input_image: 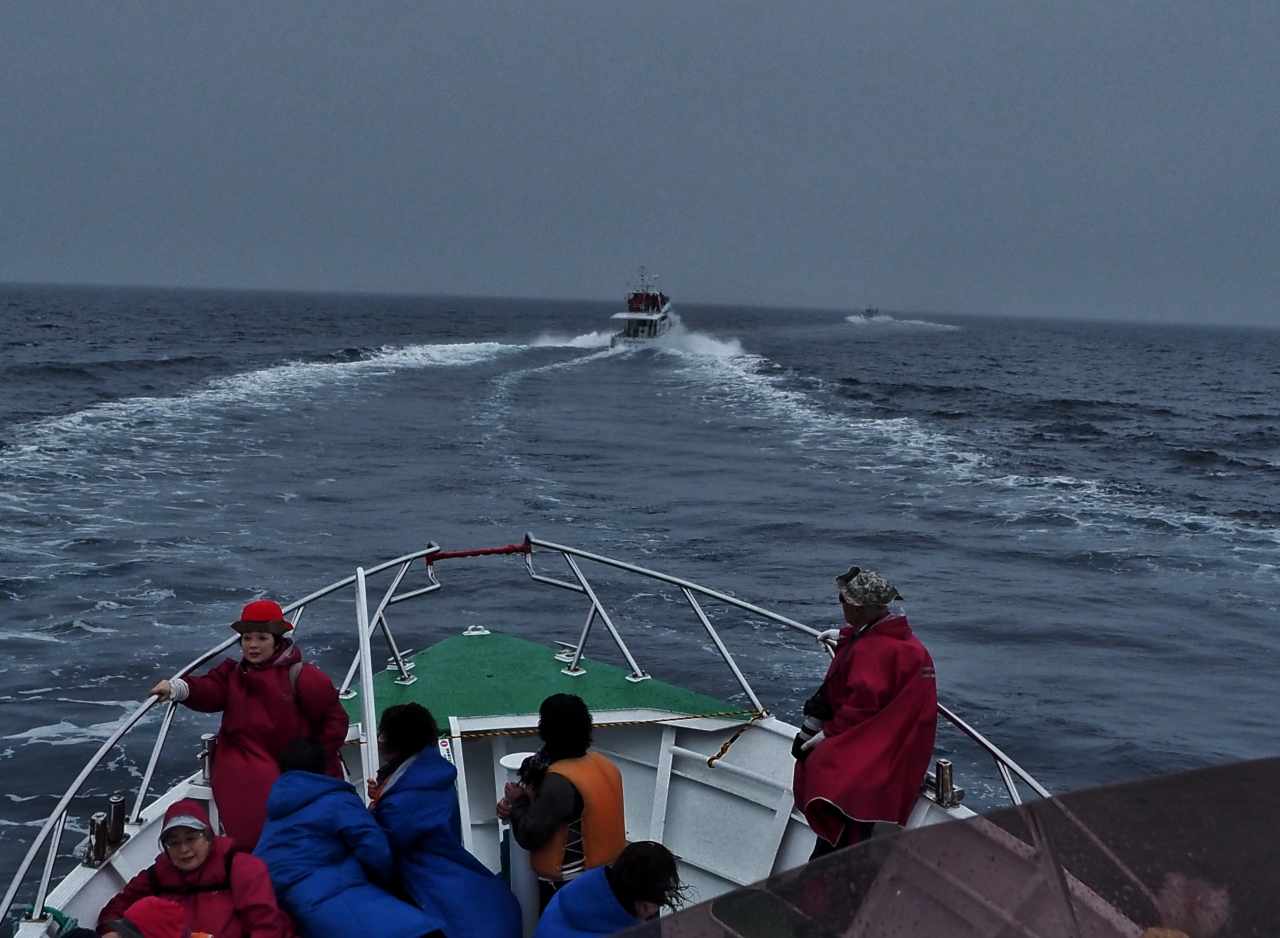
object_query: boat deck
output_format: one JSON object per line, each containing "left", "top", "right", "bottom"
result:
{"left": 341, "top": 632, "right": 746, "bottom": 727}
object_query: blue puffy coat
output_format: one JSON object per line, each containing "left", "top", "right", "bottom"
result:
{"left": 534, "top": 867, "right": 638, "bottom": 938}
{"left": 374, "top": 750, "right": 521, "bottom": 938}
{"left": 254, "top": 770, "right": 437, "bottom": 938}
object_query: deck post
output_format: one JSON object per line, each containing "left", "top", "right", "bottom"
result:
{"left": 355, "top": 567, "right": 381, "bottom": 802}
{"left": 339, "top": 561, "right": 416, "bottom": 696}
{"left": 681, "top": 588, "right": 765, "bottom": 714}
{"left": 499, "top": 752, "right": 540, "bottom": 938}
{"left": 562, "top": 555, "right": 648, "bottom": 682}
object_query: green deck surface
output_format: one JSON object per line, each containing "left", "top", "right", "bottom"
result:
{"left": 342, "top": 632, "right": 742, "bottom": 728}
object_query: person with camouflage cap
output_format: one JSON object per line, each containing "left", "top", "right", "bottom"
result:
{"left": 792, "top": 566, "right": 937, "bottom": 859}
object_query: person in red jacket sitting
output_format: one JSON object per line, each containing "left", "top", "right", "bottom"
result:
{"left": 792, "top": 566, "right": 937, "bottom": 859}
{"left": 150, "top": 599, "right": 350, "bottom": 848}
{"left": 96, "top": 800, "right": 292, "bottom": 938}
{"left": 99, "top": 898, "right": 186, "bottom": 938}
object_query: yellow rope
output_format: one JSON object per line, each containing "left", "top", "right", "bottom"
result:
{"left": 706, "top": 710, "right": 767, "bottom": 767}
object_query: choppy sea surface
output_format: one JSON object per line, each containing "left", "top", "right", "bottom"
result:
{"left": 1, "top": 284, "right": 1277, "bottom": 897}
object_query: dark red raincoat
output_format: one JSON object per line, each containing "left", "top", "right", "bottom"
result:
{"left": 182, "top": 641, "right": 348, "bottom": 848}
{"left": 793, "top": 614, "right": 937, "bottom": 846}
{"left": 97, "top": 800, "right": 292, "bottom": 938}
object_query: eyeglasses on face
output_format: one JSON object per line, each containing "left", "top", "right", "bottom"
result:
{"left": 162, "top": 831, "right": 207, "bottom": 849}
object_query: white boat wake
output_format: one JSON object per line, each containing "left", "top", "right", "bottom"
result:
{"left": 637, "top": 314, "right": 745, "bottom": 358}
{"left": 845, "top": 313, "right": 960, "bottom": 331}
{"left": 530, "top": 330, "right": 613, "bottom": 349}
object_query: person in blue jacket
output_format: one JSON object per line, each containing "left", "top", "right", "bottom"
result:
{"left": 534, "top": 841, "right": 686, "bottom": 938}
{"left": 371, "top": 703, "right": 521, "bottom": 938}
{"left": 254, "top": 738, "right": 441, "bottom": 938}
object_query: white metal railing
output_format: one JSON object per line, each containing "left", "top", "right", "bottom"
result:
{"left": 1, "top": 543, "right": 441, "bottom": 927}
{"left": 521, "top": 535, "right": 1053, "bottom": 807}
{"left": 2, "top": 532, "right": 1054, "bottom": 928}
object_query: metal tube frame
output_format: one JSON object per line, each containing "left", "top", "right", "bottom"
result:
{"left": 936, "top": 703, "right": 1052, "bottom": 800}
{"left": 338, "top": 560, "right": 416, "bottom": 696}
{"left": 523, "top": 536, "right": 1060, "bottom": 806}
{"left": 527, "top": 535, "right": 823, "bottom": 638}
{"left": 523, "top": 550, "right": 585, "bottom": 594}
{"left": 559, "top": 554, "right": 648, "bottom": 681}
{"left": 560, "top": 605, "right": 597, "bottom": 671}
{"left": 681, "top": 588, "right": 765, "bottom": 714}
{"left": 5, "top": 533, "right": 1067, "bottom": 925}
{"left": 29, "top": 812, "right": 66, "bottom": 922}
{"left": 6, "top": 698, "right": 158, "bottom": 923}
{"left": 129, "top": 701, "right": 178, "bottom": 824}
{"left": 3, "top": 544, "right": 441, "bottom": 925}
{"left": 354, "top": 567, "right": 381, "bottom": 802}
{"left": 997, "top": 761, "right": 1024, "bottom": 807}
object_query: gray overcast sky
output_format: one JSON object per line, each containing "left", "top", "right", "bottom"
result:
{"left": 2, "top": 2, "right": 1277, "bottom": 323}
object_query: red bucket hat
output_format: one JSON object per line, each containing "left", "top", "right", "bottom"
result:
{"left": 123, "top": 897, "right": 187, "bottom": 938}
{"left": 231, "top": 599, "right": 293, "bottom": 636}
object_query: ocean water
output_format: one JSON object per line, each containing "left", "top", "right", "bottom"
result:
{"left": 1, "top": 284, "right": 1277, "bottom": 895}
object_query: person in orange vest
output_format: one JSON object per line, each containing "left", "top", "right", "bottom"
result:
{"left": 496, "top": 694, "right": 626, "bottom": 908}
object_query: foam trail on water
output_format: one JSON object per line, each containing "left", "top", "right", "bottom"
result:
{"left": 983, "top": 473, "right": 1280, "bottom": 550}
{"left": 845, "top": 313, "right": 960, "bottom": 331}
{"left": 530, "top": 331, "right": 613, "bottom": 349}
{"left": 635, "top": 313, "right": 745, "bottom": 358}
{"left": 2, "top": 342, "right": 524, "bottom": 468}
{"left": 0, "top": 632, "right": 66, "bottom": 645}
{"left": 0, "top": 341, "right": 532, "bottom": 588}
{"left": 655, "top": 322, "right": 987, "bottom": 476}
{"left": 3, "top": 713, "right": 138, "bottom": 747}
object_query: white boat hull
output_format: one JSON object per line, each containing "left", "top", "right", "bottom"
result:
{"left": 19, "top": 714, "right": 965, "bottom": 937}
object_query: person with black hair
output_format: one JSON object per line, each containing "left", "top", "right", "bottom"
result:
{"left": 533, "top": 841, "right": 686, "bottom": 938}
{"left": 371, "top": 704, "right": 521, "bottom": 938}
{"left": 254, "top": 739, "right": 440, "bottom": 938}
{"left": 496, "top": 694, "right": 626, "bottom": 904}
{"left": 368, "top": 701, "right": 439, "bottom": 802}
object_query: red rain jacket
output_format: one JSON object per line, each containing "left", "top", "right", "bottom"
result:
{"left": 793, "top": 614, "right": 937, "bottom": 845}
{"left": 97, "top": 800, "right": 292, "bottom": 938}
{"left": 182, "top": 641, "right": 348, "bottom": 848}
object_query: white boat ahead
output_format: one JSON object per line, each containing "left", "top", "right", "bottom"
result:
{"left": 610, "top": 267, "right": 673, "bottom": 346}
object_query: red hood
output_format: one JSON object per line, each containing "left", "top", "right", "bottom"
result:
{"left": 162, "top": 798, "right": 212, "bottom": 831}
{"left": 123, "top": 897, "right": 186, "bottom": 938}
{"left": 154, "top": 799, "right": 238, "bottom": 885}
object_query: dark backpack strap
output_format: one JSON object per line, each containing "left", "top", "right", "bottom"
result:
{"left": 224, "top": 845, "right": 242, "bottom": 884}
{"left": 288, "top": 661, "right": 317, "bottom": 735}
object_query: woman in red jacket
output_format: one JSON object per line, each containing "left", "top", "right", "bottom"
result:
{"left": 96, "top": 799, "right": 292, "bottom": 938}
{"left": 792, "top": 567, "right": 937, "bottom": 858}
{"left": 151, "top": 599, "right": 349, "bottom": 848}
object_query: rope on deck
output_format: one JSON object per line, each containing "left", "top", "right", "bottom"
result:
{"left": 705, "top": 710, "right": 767, "bottom": 768}
{"left": 426, "top": 542, "right": 531, "bottom": 564}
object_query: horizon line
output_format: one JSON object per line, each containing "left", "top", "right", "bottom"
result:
{"left": 0, "top": 277, "right": 1274, "bottom": 330}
